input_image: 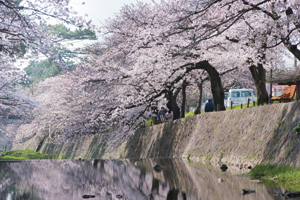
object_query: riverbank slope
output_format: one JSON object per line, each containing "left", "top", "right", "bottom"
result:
{"left": 12, "top": 102, "right": 300, "bottom": 167}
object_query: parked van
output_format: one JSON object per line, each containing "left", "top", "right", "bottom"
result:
{"left": 225, "top": 89, "right": 257, "bottom": 108}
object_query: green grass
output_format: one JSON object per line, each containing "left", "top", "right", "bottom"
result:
{"left": 187, "top": 150, "right": 192, "bottom": 160}
{"left": 205, "top": 153, "right": 212, "bottom": 161}
{"left": 0, "top": 149, "right": 53, "bottom": 160}
{"left": 249, "top": 164, "right": 300, "bottom": 190}
{"left": 145, "top": 111, "right": 201, "bottom": 127}
{"left": 226, "top": 100, "right": 257, "bottom": 110}
{"left": 294, "top": 123, "right": 300, "bottom": 134}
{"left": 250, "top": 164, "right": 295, "bottom": 179}
{"left": 185, "top": 111, "right": 205, "bottom": 118}
{"left": 277, "top": 120, "right": 284, "bottom": 126}
{"left": 145, "top": 119, "right": 153, "bottom": 127}
{"left": 185, "top": 112, "right": 194, "bottom": 118}
{"left": 226, "top": 100, "right": 283, "bottom": 110}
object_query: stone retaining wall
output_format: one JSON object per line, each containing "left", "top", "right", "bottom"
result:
{"left": 13, "top": 102, "right": 300, "bottom": 167}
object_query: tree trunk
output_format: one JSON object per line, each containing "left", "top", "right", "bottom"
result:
{"left": 180, "top": 80, "right": 187, "bottom": 118}
{"left": 151, "top": 116, "right": 159, "bottom": 125}
{"left": 195, "top": 61, "right": 225, "bottom": 111}
{"left": 282, "top": 40, "right": 300, "bottom": 61}
{"left": 166, "top": 88, "right": 181, "bottom": 120}
{"left": 249, "top": 64, "right": 269, "bottom": 105}
{"left": 194, "top": 82, "right": 203, "bottom": 115}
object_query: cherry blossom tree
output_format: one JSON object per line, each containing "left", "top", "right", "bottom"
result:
{"left": 96, "top": 1, "right": 261, "bottom": 113}
{"left": 0, "top": 0, "right": 92, "bottom": 77}
{"left": 0, "top": 58, "right": 35, "bottom": 137}
{"left": 93, "top": 0, "right": 294, "bottom": 122}
{"left": 0, "top": 0, "right": 93, "bottom": 140}
{"left": 11, "top": 0, "right": 298, "bottom": 143}
{"left": 44, "top": 0, "right": 289, "bottom": 137}
{"left": 155, "top": 0, "right": 299, "bottom": 104}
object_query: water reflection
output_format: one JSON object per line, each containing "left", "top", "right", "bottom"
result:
{"left": 0, "top": 159, "right": 287, "bottom": 200}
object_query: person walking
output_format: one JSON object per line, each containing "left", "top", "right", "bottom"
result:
{"left": 157, "top": 107, "right": 167, "bottom": 123}
{"left": 205, "top": 98, "right": 214, "bottom": 112}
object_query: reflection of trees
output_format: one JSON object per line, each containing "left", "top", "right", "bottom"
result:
{"left": 0, "top": 162, "right": 42, "bottom": 200}
{"left": 0, "top": 159, "right": 283, "bottom": 200}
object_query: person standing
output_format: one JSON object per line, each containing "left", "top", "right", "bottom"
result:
{"left": 157, "top": 107, "right": 167, "bottom": 123}
{"left": 205, "top": 98, "right": 214, "bottom": 112}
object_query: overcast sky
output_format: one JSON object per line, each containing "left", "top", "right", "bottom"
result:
{"left": 70, "top": 0, "right": 154, "bottom": 26}
{"left": 56, "top": 0, "right": 155, "bottom": 49}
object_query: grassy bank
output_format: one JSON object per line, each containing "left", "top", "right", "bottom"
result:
{"left": 0, "top": 149, "right": 53, "bottom": 160}
{"left": 249, "top": 164, "right": 300, "bottom": 191}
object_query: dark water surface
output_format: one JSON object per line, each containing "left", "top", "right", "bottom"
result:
{"left": 0, "top": 158, "right": 289, "bottom": 200}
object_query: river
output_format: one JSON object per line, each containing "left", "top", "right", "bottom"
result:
{"left": 0, "top": 158, "right": 289, "bottom": 200}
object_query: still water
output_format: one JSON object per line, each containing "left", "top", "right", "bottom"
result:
{"left": 0, "top": 158, "right": 290, "bottom": 200}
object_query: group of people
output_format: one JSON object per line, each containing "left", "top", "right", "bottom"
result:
{"left": 157, "top": 107, "right": 173, "bottom": 123}
{"left": 157, "top": 99, "right": 214, "bottom": 124}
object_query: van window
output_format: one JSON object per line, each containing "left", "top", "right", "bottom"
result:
{"left": 225, "top": 93, "right": 228, "bottom": 100}
{"left": 241, "top": 91, "right": 251, "bottom": 97}
{"left": 231, "top": 92, "right": 240, "bottom": 97}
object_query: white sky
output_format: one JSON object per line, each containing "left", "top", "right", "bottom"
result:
{"left": 70, "top": 0, "right": 154, "bottom": 26}
{"left": 61, "top": 0, "right": 155, "bottom": 50}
